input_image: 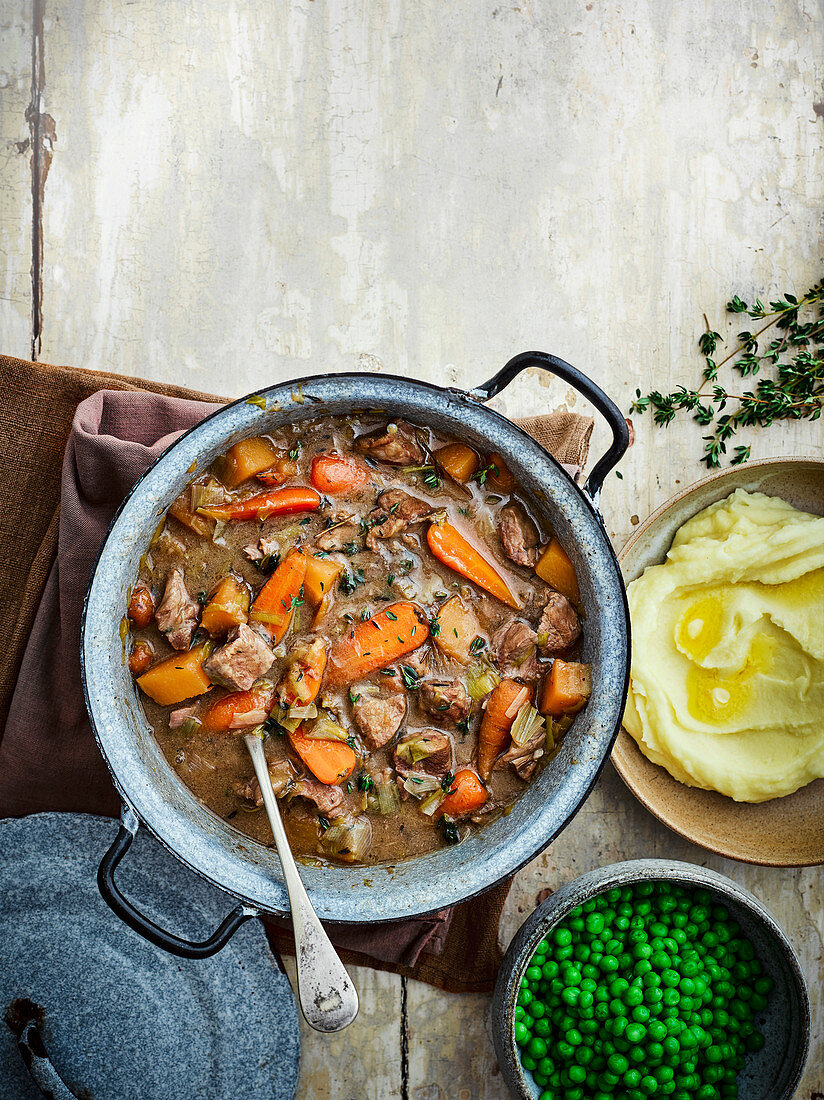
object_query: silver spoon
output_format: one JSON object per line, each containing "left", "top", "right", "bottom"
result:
{"left": 244, "top": 733, "right": 359, "bottom": 1032}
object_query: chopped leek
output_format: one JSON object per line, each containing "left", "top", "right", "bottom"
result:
{"left": 190, "top": 478, "right": 228, "bottom": 511}
{"left": 420, "top": 790, "right": 446, "bottom": 816}
{"left": 268, "top": 705, "right": 301, "bottom": 734}
{"left": 376, "top": 778, "right": 401, "bottom": 815}
{"left": 306, "top": 714, "right": 349, "bottom": 741}
{"left": 510, "top": 703, "right": 545, "bottom": 748}
{"left": 402, "top": 774, "right": 440, "bottom": 797}
{"left": 179, "top": 716, "right": 202, "bottom": 737}
{"left": 395, "top": 734, "right": 441, "bottom": 765}
{"left": 286, "top": 703, "right": 318, "bottom": 721}
{"left": 466, "top": 663, "right": 501, "bottom": 702}
{"left": 321, "top": 815, "right": 372, "bottom": 862}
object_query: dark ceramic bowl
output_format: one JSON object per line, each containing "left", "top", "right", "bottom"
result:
{"left": 490, "top": 860, "right": 810, "bottom": 1100}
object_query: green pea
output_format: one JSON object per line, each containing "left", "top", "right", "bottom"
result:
{"left": 526, "top": 966, "right": 543, "bottom": 983}
{"left": 554, "top": 927, "right": 572, "bottom": 947}
{"left": 528, "top": 1035, "right": 548, "bottom": 1058}
{"left": 514, "top": 1022, "right": 529, "bottom": 1045}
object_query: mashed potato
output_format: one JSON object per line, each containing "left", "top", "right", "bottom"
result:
{"left": 624, "top": 489, "right": 824, "bottom": 802}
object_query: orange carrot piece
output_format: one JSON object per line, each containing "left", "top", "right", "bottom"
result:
{"left": 438, "top": 769, "right": 488, "bottom": 819}
{"left": 249, "top": 551, "right": 307, "bottom": 643}
{"left": 277, "top": 638, "right": 329, "bottom": 708}
{"left": 310, "top": 453, "right": 372, "bottom": 495}
{"left": 136, "top": 644, "right": 212, "bottom": 706}
{"left": 127, "top": 585, "right": 155, "bottom": 629}
{"left": 256, "top": 456, "right": 298, "bottom": 486}
{"left": 128, "top": 640, "right": 154, "bottom": 677}
{"left": 198, "top": 486, "right": 320, "bottom": 523}
{"left": 435, "top": 442, "right": 479, "bottom": 483}
{"left": 288, "top": 728, "right": 356, "bottom": 785}
{"left": 477, "top": 678, "right": 532, "bottom": 779}
{"left": 303, "top": 554, "right": 344, "bottom": 606}
{"left": 539, "top": 660, "right": 591, "bottom": 718}
{"left": 220, "top": 436, "right": 282, "bottom": 488}
{"left": 325, "top": 602, "right": 430, "bottom": 690}
{"left": 535, "top": 538, "right": 580, "bottom": 604}
{"left": 426, "top": 522, "right": 519, "bottom": 609}
{"left": 200, "top": 684, "right": 275, "bottom": 732}
{"left": 168, "top": 489, "right": 214, "bottom": 536}
{"left": 486, "top": 452, "right": 515, "bottom": 491}
{"left": 201, "top": 574, "right": 250, "bottom": 636}
{"left": 312, "top": 593, "right": 331, "bottom": 629}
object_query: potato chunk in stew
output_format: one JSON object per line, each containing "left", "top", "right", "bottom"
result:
{"left": 127, "top": 413, "right": 589, "bottom": 864}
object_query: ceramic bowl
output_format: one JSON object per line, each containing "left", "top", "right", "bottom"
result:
{"left": 490, "top": 859, "right": 810, "bottom": 1100}
{"left": 612, "top": 456, "right": 824, "bottom": 866}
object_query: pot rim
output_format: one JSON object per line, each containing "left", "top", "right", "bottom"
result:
{"left": 81, "top": 370, "right": 630, "bottom": 923}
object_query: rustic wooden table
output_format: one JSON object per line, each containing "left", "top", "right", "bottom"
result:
{"left": 2, "top": 2, "right": 822, "bottom": 1097}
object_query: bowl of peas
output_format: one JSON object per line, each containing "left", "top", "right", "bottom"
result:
{"left": 490, "top": 859, "right": 809, "bottom": 1100}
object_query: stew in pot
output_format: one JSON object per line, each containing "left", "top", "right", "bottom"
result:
{"left": 125, "top": 415, "right": 591, "bottom": 865}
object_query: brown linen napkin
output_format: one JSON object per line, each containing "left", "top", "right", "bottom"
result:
{"left": 0, "top": 353, "right": 592, "bottom": 994}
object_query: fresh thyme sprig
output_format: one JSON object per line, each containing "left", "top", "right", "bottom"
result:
{"left": 631, "top": 278, "right": 824, "bottom": 467}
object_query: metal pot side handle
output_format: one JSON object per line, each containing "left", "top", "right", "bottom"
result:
{"left": 474, "top": 351, "right": 630, "bottom": 509}
{"left": 97, "top": 805, "right": 260, "bottom": 959}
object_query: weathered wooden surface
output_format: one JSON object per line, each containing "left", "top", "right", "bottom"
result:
{"left": 1, "top": 1, "right": 822, "bottom": 1097}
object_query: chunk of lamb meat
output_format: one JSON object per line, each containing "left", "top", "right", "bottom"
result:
{"left": 495, "top": 725, "right": 545, "bottom": 780}
{"left": 243, "top": 534, "right": 279, "bottom": 563}
{"left": 500, "top": 503, "right": 539, "bottom": 568}
{"left": 202, "top": 623, "right": 275, "bottom": 692}
{"left": 365, "top": 489, "right": 431, "bottom": 551}
{"left": 294, "top": 777, "right": 346, "bottom": 816}
{"left": 169, "top": 704, "right": 197, "bottom": 729}
{"left": 419, "top": 680, "right": 471, "bottom": 725}
{"left": 538, "top": 591, "right": 581, "bottom": 653}
{"left": 355, "top": 422, "right": 424, "bottom": 466}
{"left": 155, "top": 568, "right": 200, "bottom": 650}
{"left": 489, "top": 620, "right": 539, "bottom": 679}
{"left": 393, "top": 731, "right": 453, "bottom": 780}
{"left": 352, "top": 693, "right": 407, "bottom": 750}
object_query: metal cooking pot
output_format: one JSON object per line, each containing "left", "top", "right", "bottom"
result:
{"left": 82, "top": 351, "right": 630, "bottom": 957}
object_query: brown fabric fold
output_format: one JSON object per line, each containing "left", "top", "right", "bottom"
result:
{"left": 0, "top": 353, "right": 592, "bottom": 994}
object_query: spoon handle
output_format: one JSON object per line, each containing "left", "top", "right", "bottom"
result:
{"left": 244, "top": 734, "right": 359, "bottom": 1032}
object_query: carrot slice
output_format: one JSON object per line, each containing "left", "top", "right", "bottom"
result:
{"left": 303, "top": 554, "right": 344, "bottom": 606}
{"left": 198, "top": 486, "right": 320, "bottom": 523}
{"left": 277, "top": 638, "right": 329, "bottom": 708}
{"left": 256, "top": 456, "right": 298, "bottom": 486}
{"left": 325, "top": 602, "right": 430, "bottom": 690}
{"left": 435, "top": 442, "right": 479, "bottom": 483}
{"left": 219, "top": 436, "right": 282, "bottom": 488}
{"left": 310, "top": 453, "right": 372, "bottom": 495}
{"left": 477, "top": 678, "right": 532, "bottom": 780}
{"left": 249, "top": 551, "right": 307, "bottom": 643}
{"left": 535, "top": 538, "right": 580, "bottom": 604}
{"left": 439, "top": 769, "right": 488, "bottom": 819}
{"left": 288, "top": 728, "right": 356, "bottom": 785}
{"left": 136, "top": 644, "right": 212, "bottom": 706}
{"left": 200, "top": 684, "right": 275, "bottom": 732}
{"left": 127, "top": 585, "right": 155, "bottom": 629}
{"left": 539, "top": 660, "right": 591, "bottom": 718}
{"left": 426, "top": 522, "right": 519, "bottom": 608}
{"left": 486, "top": 452, "right": 515, "bottom": 491}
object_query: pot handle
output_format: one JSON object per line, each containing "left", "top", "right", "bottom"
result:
{"left": 474, "top": 350, "right": 630, "bottom": 508}
{"left": 98, "top": 805, "right": 259, "bottom": 959}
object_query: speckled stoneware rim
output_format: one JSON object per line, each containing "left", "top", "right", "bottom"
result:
{"left": 612, "top": 456, "right": 824, "bottom": 866}
{"left": 490, "top": 859, "right": 810, "bottom": 1100}
{"left": 81, "top": 371, "right": 630, "bottom": 923}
